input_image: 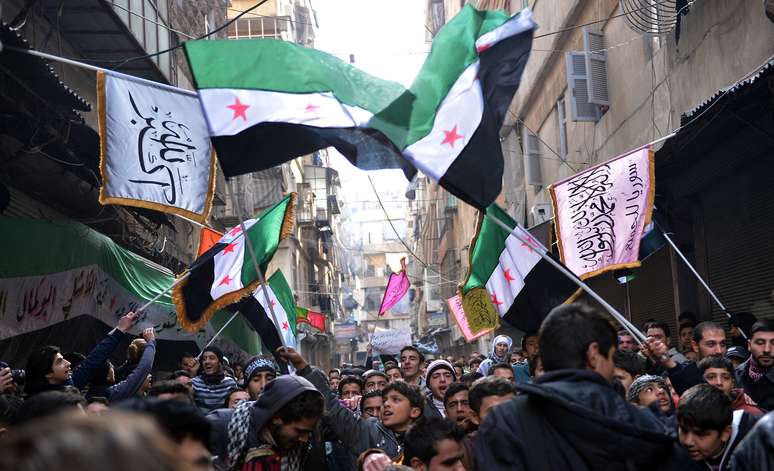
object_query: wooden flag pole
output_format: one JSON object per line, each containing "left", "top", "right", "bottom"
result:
{"left": 656, "top": 223, "right": 746, "bottom": 339}
{"left": 227, "top": 180, "right": 288, "bottom": 349}
{"left": 485, "top": 211, "right": 647, "bottom": 345}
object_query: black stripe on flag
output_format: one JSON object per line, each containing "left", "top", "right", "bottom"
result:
{"left": 237, "top": 296, "right": 290, "bottom": 374}
{"left": 440, "top": 24, "right": 534, "bottom": 209}
{"left": 502, "top": 256, "right": 578, "bottom": 334}
{"left": 212, "top": 122, "right": 415, "bottom": 179}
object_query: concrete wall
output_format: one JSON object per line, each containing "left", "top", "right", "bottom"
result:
{"left": 510, "top": 0, "right": 774, "bottom": 220}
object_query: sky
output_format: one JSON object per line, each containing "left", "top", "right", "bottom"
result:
{"left": 312, "top": 0, "right": 429, "bottom": 205}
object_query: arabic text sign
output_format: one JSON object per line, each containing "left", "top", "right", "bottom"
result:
{"left": 98, "top": 71, "right": 215, "bottom": 222}
{"left": 550, "top": 148, "right": 654, "bottom": 279}
{"left": 0, "top": 265, "right": 206, "bottom": 343}
{"left": 370, "top": 327, "right": 412, "bottom": 355}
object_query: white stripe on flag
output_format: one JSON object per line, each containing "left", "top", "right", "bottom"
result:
{"left": 475, "top": 8, "right": 536, "bottom": 53}
{"left": 210, "top": 235, "right": 246, "bottom": 300}
{"left": 485, "top": 227, "right": 543, "bottom": 316}
{"left": 253, "top": 285, "right": 297, "bottom": 349}
{"left": 402, "top": 61, "right": 483, "bottom": 181}
{"left": 199, "top": 89, "right": 373, "bottom": 137}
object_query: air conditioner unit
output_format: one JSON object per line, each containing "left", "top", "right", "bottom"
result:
{"left": 531, "top": 203, "right": 553, "bottom": 224}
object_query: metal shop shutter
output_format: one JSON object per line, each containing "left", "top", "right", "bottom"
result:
{"left": 701, "top": 165, "right": 774, "bottom": 323}
{"left": 575, "top": 247, "right": 676, "bottom": 334}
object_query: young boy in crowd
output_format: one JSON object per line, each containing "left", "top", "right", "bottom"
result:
{"left": 698, "top": 356, "right": 764, "bottom": 417}
{"left": 403, "top": 417, "right": 466, "bottom": 471}
{"left": 677, "top": 384, "right": 757, "bottom": 471}
{"left": 290, "top": 348, "right": 425, "bottom": 461}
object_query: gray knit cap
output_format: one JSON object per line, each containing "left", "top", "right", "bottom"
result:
{"left": 626, "top": 374, "right": 669, "bottom": 403}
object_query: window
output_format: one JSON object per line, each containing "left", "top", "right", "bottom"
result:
{"left": 557, "top": 97, "right": 568, "bottom": 161}
{"left": 227, "top": 16, "right": 290, "bottom": 40}
{"left": 565, "top": 28, "right": 609, "bottom": 122}
{"left": 521, "top": 125, "right": 542, "bottom": 186}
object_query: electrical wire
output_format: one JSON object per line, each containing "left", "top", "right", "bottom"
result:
{"left": 82, "top": 0, "right": 271, "bottom": 67}
{"left": 367, "top": 176, "right": 460, "bottom": 285}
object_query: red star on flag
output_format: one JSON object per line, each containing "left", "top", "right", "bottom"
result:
{"left": 490, "top": 292, "right": 504, "bottom": 306}
{"left": 441, "top": 125, "right": 464, "bottom": 147}
{"left": 228, "top": 226, "right": 242, "bottom": 237}
{"left": 227, "top": 97, "right": 249, "bottom": 121}
{"left": 504, "top": 269, "right": 517, "bottom": 283}
{"left": 304, "top": 103, "right": 320, "bottom": 115}
{"left": 223, "top": 242, "right": 237, "bottom": 254}
{"left": 281, "top": 321, "right": 289, "bottom": 330}
{"left": 521, "top": 235, "right": 539, "bottom": 253}
{"left": 270, "top": 299, "right": 276, "bottom": 309}
{"left": 218, "top": 275, "right": 232, "bottom": 287}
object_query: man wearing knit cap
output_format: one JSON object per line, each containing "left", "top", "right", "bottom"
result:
{"left": 425, "top": 359, "right": 457, "bottom": 418}
{"left": 192, "top": 345, "right": 238, "bottom": 413}
{"left": 243, "top": 357, "right": 278, "bottom": 400}
{"left": 627, "top": 374, "right": 675, "bottom": 415}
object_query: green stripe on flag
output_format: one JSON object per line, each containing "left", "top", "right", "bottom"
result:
{"left": 184, "top": 39, "right": 406, "bottom": 114}
{"left": 268, "top": 270, "right": 297, "bottom": 337}
{"left": 462, "top": 204, "right": 516, "bottom": 293}
{"left": 371, "top": 5, "right": 511, "bottom": 147}
{"left": 0, "top": 216, "right": 263, "bottom": 354}
{"left": 240, "top": 194, "right": 295, "bottom": 287}
{"left": 209, "top": 310, "right": 262, "bottom": 355}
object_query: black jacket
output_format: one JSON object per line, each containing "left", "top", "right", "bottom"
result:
{"left": 735, "top": 358, "right": 774, "bottom": 411}
{"left": 298, "top": 366, "right": 405, "bottom": 460}
{"left": 665, "top": 361, "right": 704, "bottom": 395}
{"left": 730, "top": 411, "right": 774, "bottom": 470}
{"left": 474, "top": 369, "right": 693, "bottom": 471}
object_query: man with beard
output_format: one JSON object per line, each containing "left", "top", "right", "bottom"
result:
{"left": 735, "top": 319, "right": 774, "bottom": 411}
{"left": 648, "top": 321, "right": 728, "bottom": 395}
{"left": 475, "top": 304, "right": 690, "bottom": 471}
{"left": 476, "top": 335, "right": 512, "bottom": 376}
{"left": 191, "top": 346, "right": 238, "bottom": 413}
{"left": 242, "top": 357, "right": 277, "bottom": 400}
{"left": 400, "top": 346, "right": 425, "bottom": 387}
{"left": 424, "top": 360, "right": 457, "bottom": 418}
{"left": 208, "top": 374, "right": 324, "bottom": 471}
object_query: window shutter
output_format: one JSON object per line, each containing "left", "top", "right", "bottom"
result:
{"left": 522, "top": 126, "right": 542, "bottom": 186}
{"left": 583, "top": 28, "right": 610, "bottom": 106}
{"left": 565, "top": 52, "right": 600, "bottom": 122}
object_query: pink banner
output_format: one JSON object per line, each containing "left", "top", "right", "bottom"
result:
{"left": 550, "top": 147, "right": 655, "bottom": 280}
{"left": 378, "top": 258, "right": 410, "bottom": 315}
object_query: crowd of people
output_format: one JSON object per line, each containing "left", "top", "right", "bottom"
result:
{"left": 1, "top": 304, "right": 773, "bottom": 470}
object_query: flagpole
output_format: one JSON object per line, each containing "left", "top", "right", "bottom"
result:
{"left": 197, "top": 311, "right": 240, "bottom": 359}
{"left": 656, "top": 223, "right": 746, "bottom": 339}
{"left": 135, "top": 271, "right": 190, "bottom": 313}
{"left": 227, "top": 179, "right": 288, "bottom": 349}
{"left": 4, "top": 46, "right": 198, "bottom": 97}
{"left": 485, "top": 211, "right": 647, "bottom": 345}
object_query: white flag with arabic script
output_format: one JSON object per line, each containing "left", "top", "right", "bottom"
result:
{"left": 549, "top": 147, "right": 655, "bottom": 280}
{"left": 97, "top": 71, "right": 215, "bottom": 223}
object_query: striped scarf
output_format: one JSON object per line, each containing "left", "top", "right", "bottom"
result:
{"left": 748, "top": 356, "right": 768, "bottom": 382}
{"left": 226, "top": 400, "right": 304, "bottom": 471}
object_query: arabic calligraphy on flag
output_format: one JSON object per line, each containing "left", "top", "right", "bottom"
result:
{"left": 97, "top": 71, "right": 216, "bottom": 223}
{"left": 549, "top": 147, "right": 655, "bottom": 279}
